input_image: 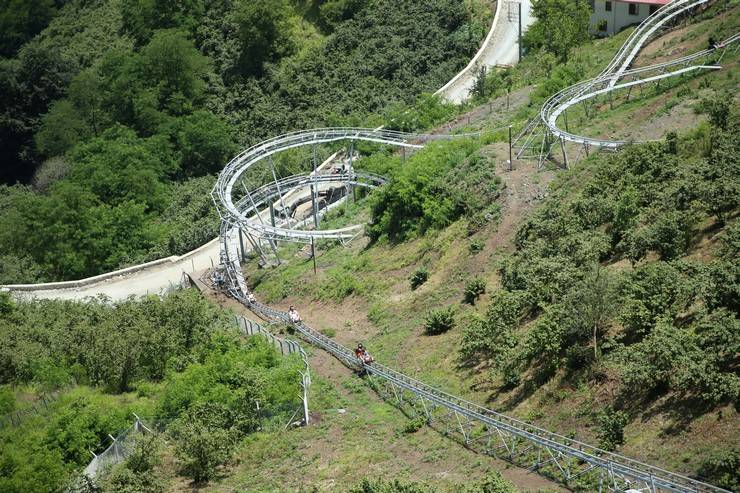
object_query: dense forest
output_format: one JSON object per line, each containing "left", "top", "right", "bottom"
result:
{"left": 0, "top": 0, "right": 486, "bottom": 284}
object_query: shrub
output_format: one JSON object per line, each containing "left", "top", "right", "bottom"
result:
{"left": 0, "top": 385, "right": 14, "bottom": 414}
{"left": 697, "top": 448, "right": 739, "bottom": 492}
{"left": 464, "top": 277, "right": 486, "bottom": 304}
{"left": 424, "top": 307, "right": 456, "bottom": 335}
{"left": 320, "top": 327, "right": 337, "bottom": 338}
{"left": 403, "top": 415, "right": 426, "bottom": 433}
{"left": 461, "top": 472, "right": 518, "bottom": 493}
{"left": 468, "top": 239, "right": 484, "bottom": 254}
{"left": 409, "top": 267, "right": 429, "bottom": 290}
{"left": 596, "top": 406, "right": 628, "bottom": 451}
{"left": 169, "top": 403, "right": 236, "bottom": 483}
{"left": 101, "top": 436, "right": 165, "bottom": 493}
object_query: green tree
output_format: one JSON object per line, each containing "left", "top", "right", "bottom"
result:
{"left": 523, "top": 0, "right": 591, "bottom": 62}
{"left": 319, "top": 0, "right": 369, "bottom": 31}
{"left": 0, "top": 0, "right": 59, "bottom": 57}
{"left": 68, "top": 126, "right": 172, "bottom": 210}
{"left": 169, "top": 403, "right": 236, "bottom": 483}
{"left": 596, "top": 406, "right": 628, "bottom": 451}
{"left": 233, "top": 0, "right": 295, "bottom": 76}
{"left": 35, "top": 100, "right": 90, "bottom": 157}
{"left": 162, "top": 110, "right": 236, "bottom": 177}
{"left": 98, "top": 31, "right": 210, "bottom": 134}
{"left": 139, "top": 29, "right": 210, "bottom": 117}
{"left": 120, "top": 0, "right": 205, "bottom": 44}
{"left": 697, "top": 117, "right": 740, "bottom": 224}
{"left": 569, "top": 266, "right": 617, "bottom": 361}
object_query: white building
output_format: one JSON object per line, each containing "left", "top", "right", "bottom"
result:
{"left": 589, "top": 0, "right": 668, "bottom": 36}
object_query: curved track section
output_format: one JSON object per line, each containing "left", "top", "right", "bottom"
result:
{"left": 516, "top": 0, "right": 738, "bottom": 159}
{"left": 214, "top": 130, "right": 730, "bottom": 492}
{"left": 212, "top": 128, "right": 424, "bottom": 243}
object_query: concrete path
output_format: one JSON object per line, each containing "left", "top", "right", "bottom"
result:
{"left": 436, "top": 0, "right": 534, "bottom": 104}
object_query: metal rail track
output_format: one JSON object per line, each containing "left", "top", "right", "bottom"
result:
{"left": 211, "top": 124, "right": 731, "bottom": 491}
{"left": 211, "top": 128, "right": 476, "bottom": 244}
{"left": 514, "top": 0, "right": 738, "bottom": 164}
{"left": 208, "top": 8, "right": 740, "bottom": 484}
{"left": 220, "top": 269, "right": 729, "bottom": 492}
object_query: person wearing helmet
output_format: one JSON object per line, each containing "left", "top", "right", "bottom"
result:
{"left": 288, "top": 306, "right": 301, "bottom": 324}
{"left": 355, "top": 343, "right": 374, "bottom": 364}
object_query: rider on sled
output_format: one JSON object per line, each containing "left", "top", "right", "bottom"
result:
{"left": 288, "top": 306, "right": 302, "bottom": 324}
{"left": 354, "top": 343, "right": 374, "bottom": 365}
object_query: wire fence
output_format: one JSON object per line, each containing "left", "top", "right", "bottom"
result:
{"left": 1, "top": 391, "right": 60, "bottom": 429}
{"left": 60, "top": 314, "right": 309, "bottom": 492}
{"left": 65, "top": 416, "right": 153, "bottom": 493}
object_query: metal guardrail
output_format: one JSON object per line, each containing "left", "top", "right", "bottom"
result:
{"left": 514, "top": 0, "right": 738, "bottom": 165}
{"left": 234, "top": 314, "right": 311, "bottom": 426}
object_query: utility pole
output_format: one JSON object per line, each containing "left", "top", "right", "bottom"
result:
{"left": 311, "top": 237, "right": 317, "bottom": 274}
{"left": 508, "top": 125, "right": 513, "bottom": 171}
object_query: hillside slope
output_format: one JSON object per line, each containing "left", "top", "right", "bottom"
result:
{"left": 239, "top": 5, "right": 740, "bottom": 490}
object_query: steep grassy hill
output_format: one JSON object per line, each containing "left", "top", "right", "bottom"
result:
{"left": 236, "top": 4, "right": 740, "bottom": 491}
{"left": 1, "top": 2, "right": 738, "bottom": 493}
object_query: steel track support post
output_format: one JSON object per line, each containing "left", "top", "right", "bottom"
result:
{"left": 348, "top": 141, "right": 355, "bottom": 204}
{"left": 244, "top": 230, "right": 268, "bottom": 267}
{"left": 518, "top": 1, "right": 522, "bottom": 62}
{"left": 311, "top": 237, "right": 317, "bottom": 275}
{"left": 563, "top": 109, "right": 569, "bottom": 132}
{"left": 299, "top": 370, "right": 310, "bottom": 426}
{"left": 243, "top": 180, "right": 281, "bottom": 264}
{"left": 311, "top": 143, "right": 319, "bottom": 229}
{"left": 418, "top": 396, "right": 430, "bottom": 421}
{"left": 560, "top": 136, "right": 569, "bottom": 170}
{"left": 537, "top": 132, "right": 547, "bottom": 170}
{"left": 238, "top": 228, "right": 246, "bottom": 261}
{"left": 454, "top": 411, "right": 468, "bottom": 444}
{"left": 269, "top": 203, "right": 276, "bottom": 228}
{"left": 269, "top": 156, "right": 291, "bottom": 229}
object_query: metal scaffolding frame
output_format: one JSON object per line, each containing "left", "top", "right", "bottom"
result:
{"left": 513, "top": 0, "right": 739, "bottom": 166}
{"left": 218, "top": 273, "right": 729, "bottom": 492}
{"left": 207, "top": 7, "right": 740, "bottom": 484}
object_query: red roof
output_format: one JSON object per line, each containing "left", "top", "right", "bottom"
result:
{"left": 617, "top": 0, "right": 670, "bottom": 4}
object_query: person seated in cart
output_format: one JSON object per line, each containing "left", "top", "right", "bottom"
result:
{"left": 246, "top": 292, "right": 256, "bottom": 304}
{"left": 288, "top": 306, "right": 302, "bottom": 324}
{"left": 354, "top": 343, "right": 374, "bottom": 364}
